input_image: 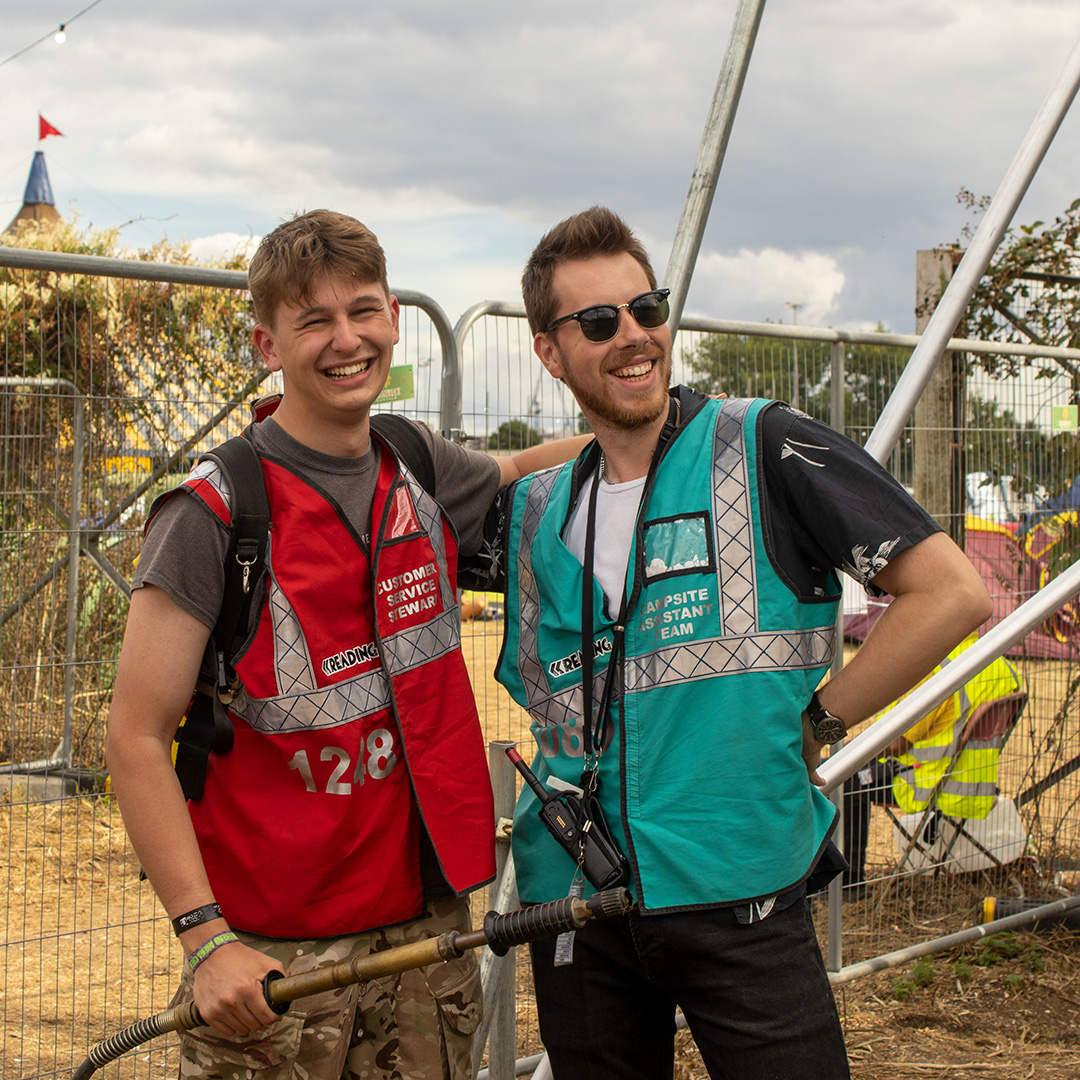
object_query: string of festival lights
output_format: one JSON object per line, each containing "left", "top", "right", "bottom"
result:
{"left": 0, "top": 0, "right": 107, "bottom": 69}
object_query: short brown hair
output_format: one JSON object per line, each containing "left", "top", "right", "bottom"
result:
{"left": 522, "top": 206, "right": 657, "bottom": 334}
{"left": 248, "top": 209, "right": 390, "bottom": 326}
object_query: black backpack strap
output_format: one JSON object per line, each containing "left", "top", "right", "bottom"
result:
{"left": 370, "top": 413, "right": 436, "bottom": 495}
{"left": 203, "top": 435, "right": 272, "bottom": 663}
{"left": 174, "top": 434, "right": 271, "bottom": 802}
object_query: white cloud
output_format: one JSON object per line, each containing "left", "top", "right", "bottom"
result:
{"left": 0, "top": 0, "right": 1077, "bottom": 335}
{"left": 687, "top": 247, "right": 847, "bottom": 327}
{"left": 187, "top": 232, "right": 261, "bottom": 263}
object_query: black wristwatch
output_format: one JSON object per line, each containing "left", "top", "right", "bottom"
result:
{"left": 805, "top": 691, "right": 846, "bottom": 745}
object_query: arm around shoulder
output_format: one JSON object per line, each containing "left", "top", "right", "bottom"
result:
{"left": 496, "top": 434, "right": 592, "bottom": 487}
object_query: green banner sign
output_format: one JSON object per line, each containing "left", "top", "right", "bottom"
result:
{"left": 376, "top": 365, "right": 415, "bottom": 404}
{"left": 1052, "top": 405, "right": 1078, "bottom": 431}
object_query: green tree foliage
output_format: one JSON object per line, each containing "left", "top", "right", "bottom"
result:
{"left": 487, "top": 419, "right": 542, "bottom": 451}
{"left": 953, "top": 189, "right": 1080, "bottom": 502}
{"left": 0, "top": 217, "right": 259, "bottom": 763}
{"left": 959, "top": 189, "right": 1080, "bottom": 369}
{"left": 681, "top": 329, "right": 911, "bottom": 440}
{"left": 0, "top": 216, "right": 255, "bottom": 432}
{"left": 966, "top": 395, "right": 1055, "bottom": 491}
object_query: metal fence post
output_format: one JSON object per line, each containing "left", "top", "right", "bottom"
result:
{"left": 474, "top": 741, "right": 519, "bottom": 1080}
{"left": 825, "top": 339, "right": 847, "bottom": 972}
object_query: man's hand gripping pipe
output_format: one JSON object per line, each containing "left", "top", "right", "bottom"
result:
{"left": 71, "top": 888, "right": 633, "bottom": 1080}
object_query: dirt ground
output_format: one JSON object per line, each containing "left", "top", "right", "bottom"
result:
{"left": 4, "top": 615, "right": 1080, "bottom": 1078}
{"left": 6, "top": 791, "right": 1080, "bottom": 1079}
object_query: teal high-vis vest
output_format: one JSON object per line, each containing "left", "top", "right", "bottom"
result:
{"left": 497, "top": 393, "right": 841, "bottom": 911}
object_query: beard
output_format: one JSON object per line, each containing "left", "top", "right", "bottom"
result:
{"left": 559, "top": 347, "right": 673, "bottom": 431}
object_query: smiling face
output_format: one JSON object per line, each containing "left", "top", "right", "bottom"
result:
{"left": 252, "top": 272, "right": 400, "bottom": 456}
{"left": 534, "top": 253, "right": 672, "bottom": 436}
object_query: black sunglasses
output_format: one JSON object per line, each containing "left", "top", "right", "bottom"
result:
{"left": 544, "top": 289, "right": 671, "bottom": 342}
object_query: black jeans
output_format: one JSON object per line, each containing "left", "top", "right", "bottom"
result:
{"left": 529, "top": 897, "right": 850, "bottom": 1080}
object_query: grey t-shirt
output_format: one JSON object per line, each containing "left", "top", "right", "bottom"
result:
{"left": 135, "top": 416, "right": 503, "bottom": 631}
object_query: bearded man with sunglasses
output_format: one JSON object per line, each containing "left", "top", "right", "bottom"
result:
{"left": 485, "top": 207, "right": 991, "bottom": 1079}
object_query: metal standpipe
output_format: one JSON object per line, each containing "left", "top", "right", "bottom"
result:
{"left": 829, "top": 896, "right": 1080, "bottom": 986}
{"left": 392, "top": 288, "right": 462, "bottom": 441}
{"left": 476, "top": 741, "right": 521, "bottom": 1080}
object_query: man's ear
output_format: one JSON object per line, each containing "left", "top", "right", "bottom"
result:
{"left": 388, "top": 294, "right": 401, "bottom": 346}
{"left": 533, "top": 331, "right": 565, "bottom": 381}
{"left": 252, "top": 324, "right": 280, "bottom": 371}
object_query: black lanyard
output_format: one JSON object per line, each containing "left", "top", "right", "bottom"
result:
{"left": 579, "top": 398, "right": 680, "bottom": 761}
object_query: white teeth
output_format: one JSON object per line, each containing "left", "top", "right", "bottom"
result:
{"left": 612, "top": 360, "right": 653, "bottom": 379}
{"left": 325, "top": 360, "right": 370, "bottom": 379}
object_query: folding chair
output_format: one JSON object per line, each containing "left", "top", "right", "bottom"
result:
{"left": 890, "top": 690, "right": 1028, "bottom": 874}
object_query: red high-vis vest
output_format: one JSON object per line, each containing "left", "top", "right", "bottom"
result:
{"left": 158, "top": 433, "right": 495, "bottom": 937}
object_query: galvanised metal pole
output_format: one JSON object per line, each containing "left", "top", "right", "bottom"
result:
{"left": 663, "top": 0, "right": 767, "bottom": 331}
{"left": 61, "top": 389, "right": 85, "bottom": 768}
{"left": 864, "top": 31, "right": 1080, "bottom": 466}
{"left": 819, "top": 557, "right": 1080, "bottom": 795}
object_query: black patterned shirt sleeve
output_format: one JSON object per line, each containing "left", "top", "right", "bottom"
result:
{"left": 456, "top": 483, "right": 512, "bottom": 592}
{"left": 756, "top": 402, "right": 941, "bottom": 599}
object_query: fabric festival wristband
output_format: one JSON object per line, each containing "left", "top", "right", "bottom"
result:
{"left": 172, "top": 903, "right": 223, "bottom": 937}
{"left": 188, "top": 930, "right": 240, "bottom": 973}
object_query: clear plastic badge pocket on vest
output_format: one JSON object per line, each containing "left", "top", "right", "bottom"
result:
{"left": 506, "top": 747, "right": 631, "bottom": 892}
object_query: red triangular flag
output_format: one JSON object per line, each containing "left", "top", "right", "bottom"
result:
{"left": 39, "top": 115, "right": 63, "bottom": 140}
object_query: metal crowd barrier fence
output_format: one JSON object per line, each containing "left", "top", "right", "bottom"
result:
{"left": 3, "top": 245, "right": 1080, "bottom": 1079}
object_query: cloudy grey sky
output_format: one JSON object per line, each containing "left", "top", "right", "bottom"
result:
{"left": 1, "top": 0, "right": 1078, "bottom": 335}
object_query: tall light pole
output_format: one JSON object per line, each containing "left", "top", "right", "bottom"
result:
{"left": 785, "top": 301, "right": 802, "bottom": 410}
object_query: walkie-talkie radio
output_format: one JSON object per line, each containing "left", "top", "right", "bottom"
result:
{"left": 505, "top": 746, "right": 630, "bottom": 891}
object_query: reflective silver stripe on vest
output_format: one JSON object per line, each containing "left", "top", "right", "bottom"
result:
{"left": 400, "top": 469, "right": 459, "bottom": 614}
{"left": 379, "top": 473, "right": 464, "bottom": 674}
{"left": 711, "top": 399, "right": 758, "bottom": 636}
{"left": 938, "top": 778, "right": 998, "bottom": 800}
{"left": 518, "top": 626, "right": 834, "bottom": 731}
{"left": 381, "top": 608, "right": 463, "bottom": 675}
{"left": 231, "top": 471, "right": 457, "bottom": 734}
{"left": 901, "top": 770, "right": 998, "bottom": 804}
{"left": 509, "top": 671, "right": 623, "bottom": 734}
{"left": 233, "top": 669, "right": 393, "bottom": 734}
{"left": 625, "top": 627, "right": 835, "bottom": 694}
{"left": 264, "top": 533, "right": 318, "bottom": 695}
{"left": 912, "top": 742, "right": 959, "bottom": 765}
{"left": 516, "top": 467, "right": 563, "bottom": 709}
{"left": 191, "top": 457, "right": 232, "bottom": 505}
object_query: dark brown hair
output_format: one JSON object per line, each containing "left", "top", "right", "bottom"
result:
{"left": 522, "top": 206, "right": 657, "bottom": 333}
{"left": 248, "top": 209, "right": 389, "bottom": 326}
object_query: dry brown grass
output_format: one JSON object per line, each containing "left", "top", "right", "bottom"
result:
{"left": 4, "top": 619, "right": 1080, "bottom": 1078}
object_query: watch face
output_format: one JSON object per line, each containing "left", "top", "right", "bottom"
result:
{"left": 814, "top": 716, "right": 847, "bottom": 745}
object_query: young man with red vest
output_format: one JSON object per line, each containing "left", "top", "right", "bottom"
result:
{"left": 106, "top": 210, "right": 584, "bottom": 1080}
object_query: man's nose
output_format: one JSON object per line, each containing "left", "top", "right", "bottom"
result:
{"left": 613, "top": 306, "right": 647, "bottom": 347}
{"left": 330, "top": 314, "right": 359, "bottom": 350}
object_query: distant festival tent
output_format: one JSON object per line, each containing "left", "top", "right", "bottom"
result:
{"left": 5, "top": 150, "right": 61, "bottom": 233}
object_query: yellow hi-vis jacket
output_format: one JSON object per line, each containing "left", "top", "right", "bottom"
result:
{"left": 891, "top": 634, "right": 1022, "bottom": 818}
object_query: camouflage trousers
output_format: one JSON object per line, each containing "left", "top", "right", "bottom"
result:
{"left": 172, "top": 897, "right": 482, "bottom": 1080}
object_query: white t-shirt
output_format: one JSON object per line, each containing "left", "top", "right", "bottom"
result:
{"left": 564, "top": 470, "right": 646, "bottom": 618}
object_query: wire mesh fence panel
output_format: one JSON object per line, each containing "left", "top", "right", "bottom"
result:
{"left": 0, "top": 260, "right": 458, "bottom": 1080}
{"left": 3, "top": 260, "right": 1080, "bottom": 1077}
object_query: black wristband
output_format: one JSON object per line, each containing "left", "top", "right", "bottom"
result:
{"left": 172, "top": 902, "right": 223, "bottom": 937}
